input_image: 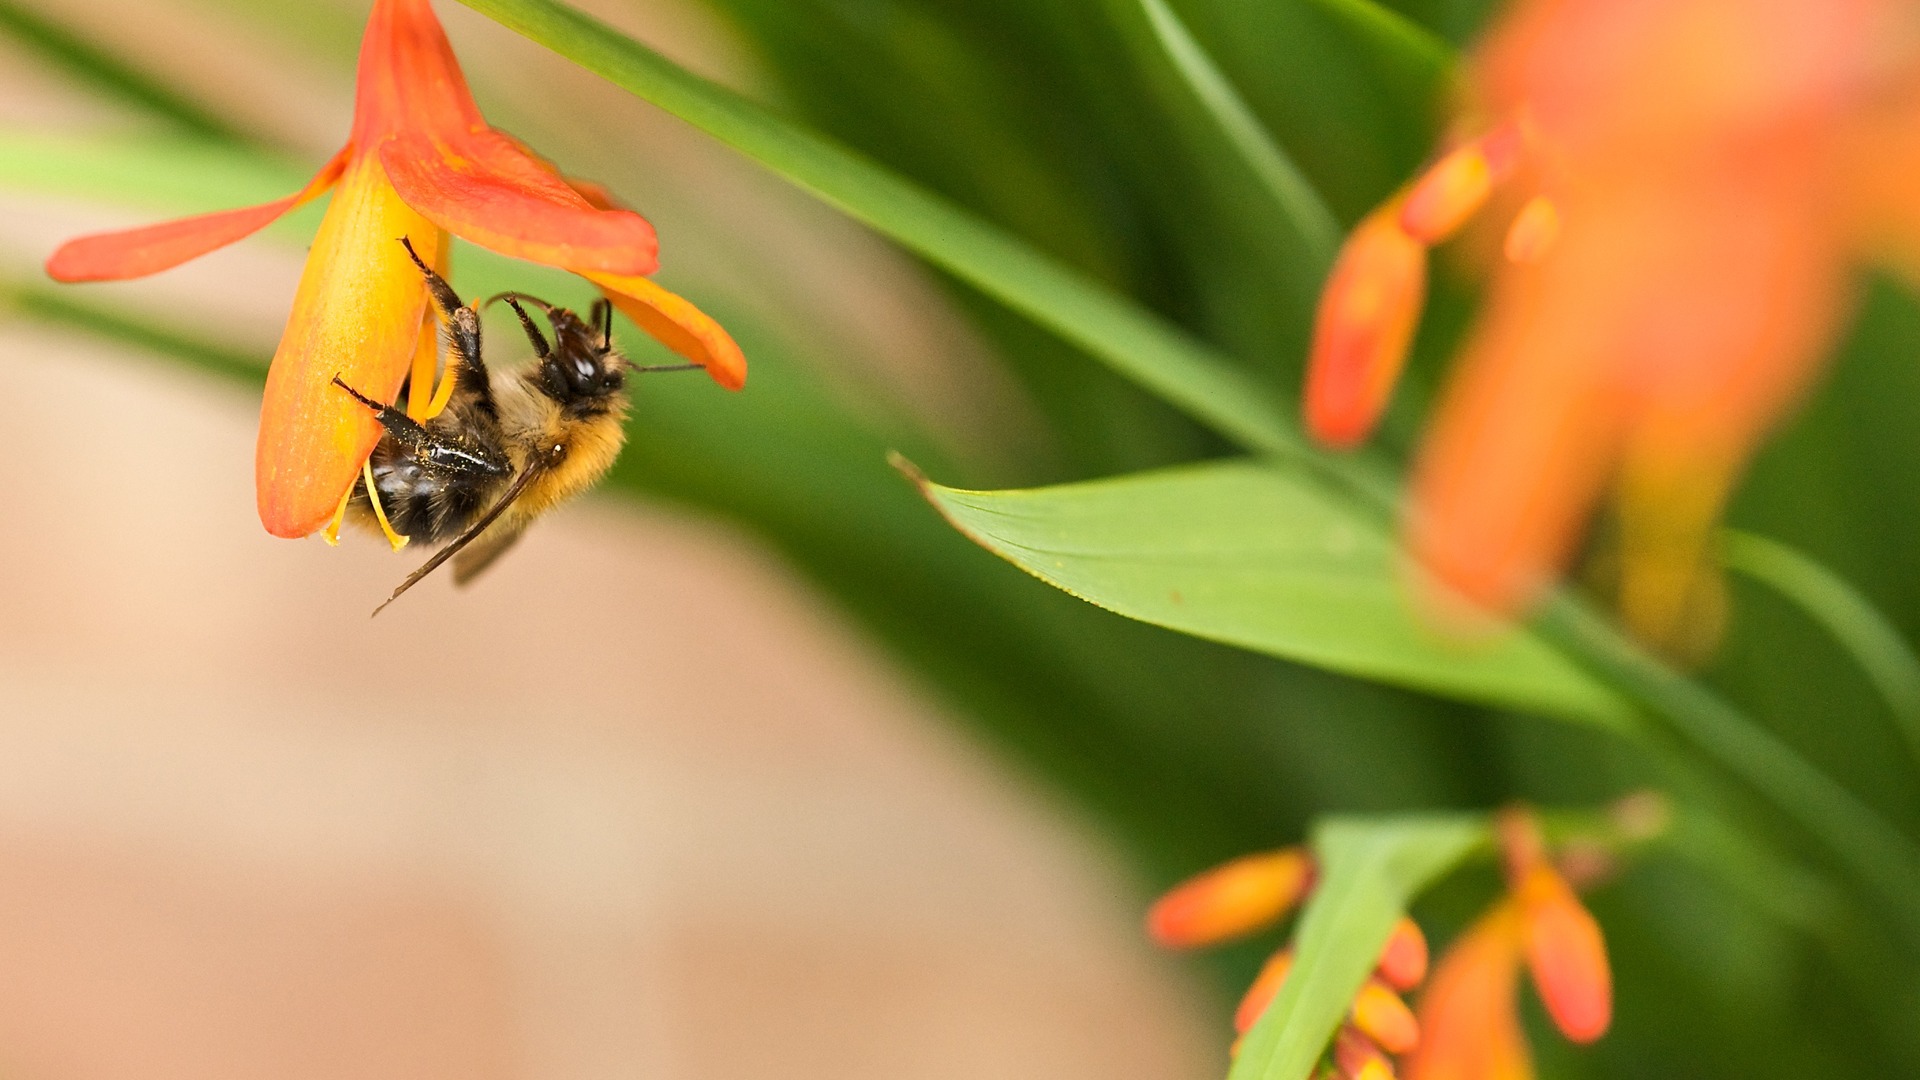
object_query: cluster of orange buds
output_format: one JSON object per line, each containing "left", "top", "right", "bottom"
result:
{"left": 1404, "top": 808, "right": 1611, "bottom": 1080}
{"left": 1148, "top": 808, "right": 1617, "bottom": 1080}
{"left": 1147, "top": 845, "right": 1428, "bottom": 1079}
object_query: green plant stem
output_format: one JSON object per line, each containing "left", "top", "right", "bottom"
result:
{"left": 1723, "top": 528, "right": 1920, "bottom": 772}
{"left": 1300, "top": 0, "right": 1457, "bottom": 75}
{"left": 1136, "top": 0, "right": 1340, "bottom": 267}
{"left": 1537, "top": 595, "right": 1920, "bottom": 947}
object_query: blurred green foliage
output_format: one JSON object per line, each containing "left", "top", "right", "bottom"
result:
{"left": 6, "top": 0, "right": 1920, "bottom": 1076}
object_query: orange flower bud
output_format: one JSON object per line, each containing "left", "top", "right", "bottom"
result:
{"left": 1352, "top": 978, "right": 1420, "bottom": 1055}
{"left": 1517, "top": 865, "right": 1612, "bottom": 1042}
{"left": 1146, "top": 847, "right": 1314, "bottom": 948}
{"left": 1401, "top": 145, "right": 1495, "bottom": 244}
{"left": 1235, "top": 948, "right": 1295, "bottom": 1033}
{"left": 1504, "top": 196, "right": 1561, "bottom": 263}
{"left": 1304, "top": 207, "right": 1429, "bottom": 448}
{"left": 1335, "top": 1027, "right": 1399, "bottom": 1080}
{"left": 1377, "top": 916, "right": 1430, "bottom": 991}
{"left": 1350, "top": 1059, "right": 1398, "bottom": 1080}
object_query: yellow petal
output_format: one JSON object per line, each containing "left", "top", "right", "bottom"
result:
{"left": 256, "top": 157, "right": 447, "bottom": 538}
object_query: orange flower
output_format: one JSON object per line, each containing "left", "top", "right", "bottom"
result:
{"left": 1302, "top": 0, "right": 1920, "bottom": 644}
{"left": 1404, "top": 809, "right": 1611, "bottom": 1080}
{"left": 46, "top": 0, "right": 745, "bottom": 539}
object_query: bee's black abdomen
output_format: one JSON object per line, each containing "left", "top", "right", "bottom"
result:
{"left": 355, "top": 390, "right": 513, "bottom": 544}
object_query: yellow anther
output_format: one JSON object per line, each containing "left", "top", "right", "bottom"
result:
{"left": 1400, "top": 145, "right": 1494, "bottom": 244}
{"left": 1505, "top": 195, "right": 1562, "bottom": 264}
{"left": 423, "top": 354, "right": 462, "bottom": 419}
{"left": 362, "top": 459, "right": 409, "bottom": 551}
{"left": 321, "top": 483, "right": 352, "bottom": 547}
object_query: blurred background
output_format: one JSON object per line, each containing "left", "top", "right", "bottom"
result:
{"left": 4, "top": 0, "right": 1920, "bottom": 1077}
{"left": 0, "top": 0, "right": 1224, "bottom": 1075}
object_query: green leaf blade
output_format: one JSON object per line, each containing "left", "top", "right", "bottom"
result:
{"left": 1722, "top": 528, "right": 1920, "bottom": 771}
{"left": 912, "top": 457, "right": 1639, "bottom": 728}
{"left": 1230, "top": 814, "right": 1486, "bottom": 1080}
{"left": 1137, "top": 0, "right": 1341, "bottom": 266}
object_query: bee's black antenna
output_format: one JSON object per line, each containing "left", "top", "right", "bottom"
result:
{"left": 624, "top": 361, "right": 704, "bottom": 375}
{"left": 589, "top": 298, "right": 613, "bottom": 350}
{"left": 483, "top": 291, "right": 553, "bottom": 314}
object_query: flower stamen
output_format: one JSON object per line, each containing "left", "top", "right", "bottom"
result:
{"left": 362, "top": 459, "right": 410, "bottom": 552}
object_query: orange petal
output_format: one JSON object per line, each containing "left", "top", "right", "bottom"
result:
{"left": 1377, "top": 916, "right": 1430, "bottom": 991}
{"left": 380, "top": 129, "right": 659, "bottom": 276}
{"left": 256, "top": 158, "right": 446, "bottom": 537}
{"left": 1304, "top": 205, "right": 1428, "bottom": 448}
{"left": 584, "top": 270, "right": 749, "bottom": 391}
{"left": 350, "top": 0, "right": 483, "bottom": 149}
{"left": 1406, "top": 190, "right": 1631, "bottom": 619}
{"left": 1234, "top": 949, "right": 1294, "bottom": 1033}
{"left": 1403, "top": 905, "right": 1534, "bottom": 1080}
{"left": 356, "top": 0, "right": 656, "bottom": 275}
{"left": 1516, "top": 865, "right": 1612, "bottom": 1043}
{"left": 45, "top": 148, "right": 348, "bottom": 282}
{"left": 1145, "top": 847, "right": 1314, "bottom": 949}
{"left": 1351, "top": 979, "right": 1419, "bottom": 1055}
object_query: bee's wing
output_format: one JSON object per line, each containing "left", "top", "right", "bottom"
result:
{"left": 372, "top": 461, "right": 545, "bottom": 617}
{"left": 452, "top": 523, "right": 526, "bottom": 586}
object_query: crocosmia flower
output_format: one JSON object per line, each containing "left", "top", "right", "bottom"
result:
{"left": 46, "top": 0, "right": 744, "bottom": 538}
{"left": 1303, "top": 0, "right": 1920, "bottom": 646}
{"left": 1404, "top": 808, "right": 1611, "bottom": 1080}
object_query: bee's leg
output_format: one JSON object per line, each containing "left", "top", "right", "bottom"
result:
{"left": 398, "top": 236, "right": 492, "bottom": 418}
{"left": 331, "top": 376, "right": 511, "bottom": 479}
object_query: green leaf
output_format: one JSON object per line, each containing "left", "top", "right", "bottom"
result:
{"left": 1136, "top": 0, "right": 1340, "bottom": 266}
{"left": 1722, "top": 528, "right": 1920, "bottom": 771}
{"left": 1301, "top": 0, "right": 1458, "bottom": 76}
{"left": 454, "top": 0, "right": 1297, "bottom": 455}
{"left": 909, "top": 456, "right": 1638, "bottom": 728}
{"left": 1231, "top": 814, "right": 1486, "bottom": 1080}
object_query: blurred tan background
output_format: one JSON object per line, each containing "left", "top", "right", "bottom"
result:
{"left": 0, "top": 0, "right": 1217, "bottom": 1076}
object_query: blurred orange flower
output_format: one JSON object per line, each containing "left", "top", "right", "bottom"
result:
{"left": 1303, "top": 0, "right": 1920, "bottom": 644}
{"left": 47, "top": 0, "right": 744, "bottom": 539}
{"left": 1404, "top": 809, "right": 1611, "bottom": 1080}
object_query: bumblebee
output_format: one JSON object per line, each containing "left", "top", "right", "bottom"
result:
{"left": 332, "top": 237, "right": 699, "bottom": 614}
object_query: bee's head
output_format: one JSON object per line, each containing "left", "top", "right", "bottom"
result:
{"left": 492, "top": 294, "right": 627, "bottom": 416}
